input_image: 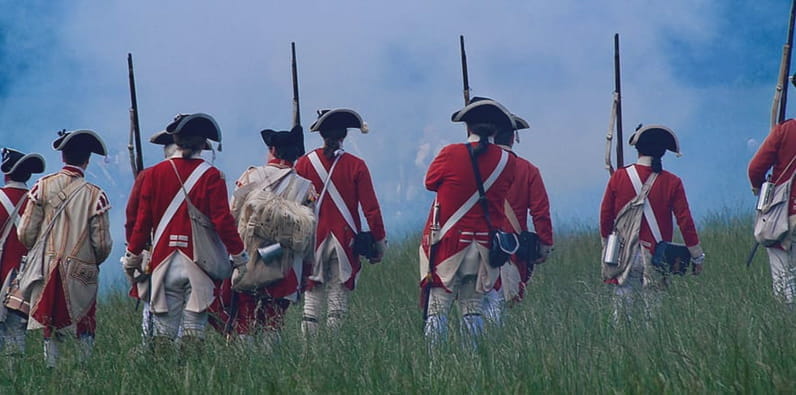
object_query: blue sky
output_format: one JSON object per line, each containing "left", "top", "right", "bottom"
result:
{"left": 0, "top": 1, "right": 789, "bottom": 283}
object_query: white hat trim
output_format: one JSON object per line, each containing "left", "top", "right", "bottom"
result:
{"left": 2, "top": 153, "right": 45, "bottom": 175}
{"left": 309, "top": 108, "right": 367, "bottom": 133}
{"left": 53, "top": 129, "right": 108, "bottom": 156}
{"left": 452, "top": 99, "right": 516, "bottom": 129}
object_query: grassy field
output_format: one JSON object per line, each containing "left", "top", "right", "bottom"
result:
{"left": 1, "top": 210, "right": 795, "bottom": 394}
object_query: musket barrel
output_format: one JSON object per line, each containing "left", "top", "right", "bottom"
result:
{"left": 778, "top": 0, "right": 796, "bottom": 123}
{"left": 127, "top": 53, "right": 143, "bottom": 175}
{"left": 460, "top": 35, "right": 470, "bottom": 105}
{"left": 613, "top": 34, "right": 624, "bottom": 168}
{"left": 291, "top": 42, "right": 301, "bottom": 127}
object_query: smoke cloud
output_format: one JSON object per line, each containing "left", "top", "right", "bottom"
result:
{"left": 0, "top": 1, "right": 787, "bottom": 285}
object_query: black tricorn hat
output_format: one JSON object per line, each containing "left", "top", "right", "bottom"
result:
{"left": 309, "top": 109, "right": 368, "bottom": 133}
{"left": 1, "top": 148, "right": 46, "bottom": 175}
{"left": 629, "top": 124, "right": 681, "bottom": 156}
{"left": 165, "top": 113, "right": 222, "bottom": 142}
{"left": 260, "top": 125, "right": 304, "bottom": 149}
{"left": 451, "top": 97, "right": 515, "bottom": 131}
{"left": 150, "top": 130, "right": 212, "bottom": 150}
{"left": 52, "top": 129, "right": 107, "bottom": 156}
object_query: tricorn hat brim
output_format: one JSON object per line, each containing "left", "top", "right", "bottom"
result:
{"left": 150, "top": 130, "right": 212, "bottom": 150}
{"left": 512, "top": 114, "right": 530, "bottom": 130}
{"left": 629, "top": 124, "right": 681, "bottom": 156}
{"left": 309, "top": 109, "right": 368, "bottom": 133}
{"left": 1, "top": 148, "right": 46, "bottom": 175}
{"left": 451, "top": 97, "right": 515, "bottom": 131}
{"left": 52, "top": 129, "right": 107, "bottom": 156}
{"left": 165, "top": 113, "right": 222, "bottom": 142}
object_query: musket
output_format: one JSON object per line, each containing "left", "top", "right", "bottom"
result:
{"left": 291, "top": 42, "right": 305, "bottom": 155}
{"left": 127, "top": 53, "right": 146, "bottom": 311}
{"left": 421, "top": 201, "right": 441, "bottom": 324}
{"left": 127, "top": 53, "right": 144, "bottom": 177}
{"left": 772, "top": 0, "right": 796, "bottom": 128}
{"left": 460, "top": 35, "right": 470, "bottom": 105}
{"left": 614, "top": 33, "right": 624, "bottom": 169}
{"left": 224, "top": 291, "right": 240, "bottom": 338}
{"left": 750, "top": 1, "right": 796, "bottom": 267}
{"left": 291, "top": 42, "right": 301, "bottom": 128}
{"left": 605, "top": 34, "right": 623, "bottom": 175}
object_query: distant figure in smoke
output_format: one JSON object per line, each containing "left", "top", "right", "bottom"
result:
{"left": 482, "top": 115, "right": 554, "bottom": 325}
{"left": 15, "top": 130, "right": 113, "bottom": 367}
{"left": 123, "top": 114, "right": 247, "bottom": 351}
{"left": 122, "top": 130, "right": 194, "bottom": 347}
{"left": 748, "top": 105, "right": 796, "bottom": 307}
{"left": 419, "top": 97, "right": 517, "bottom": 346}
{"left": 295, "top": 109, "right": 387, "bottom": 336}
{"left": 0, "top": 148, "right": 45, "bottom": 355}
{"left": 212, "top": 125, "right": 316, "bottom": 347}
{"left": 600, "top": 125, "right": 704, "bottom": 321}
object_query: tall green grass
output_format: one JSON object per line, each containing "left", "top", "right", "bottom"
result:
{"left": 1, "top": 210, "right": 794, "bottom": 394}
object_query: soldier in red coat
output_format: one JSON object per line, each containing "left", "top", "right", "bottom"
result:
{"left": 600, "top": 125, "right": 704, "bottom": 320}
{"left": 419, "top": 97, "right": 517, "bottom": 344}
{"left": 123, "top": 130, "right": 185, "bottom": 345}
{"left": 123, "top": 113, "right": 247, "bottom": 349}
{"left": 483, "top": 115, "right": 554, "bottom": 324}
{"left": 748, "top": 118, "right": 796, "bottom": 306}
{"left": 0, "top": 148, "right": 45, "bottom": 354}
{"left": 294, "top": 109, "right": 386, "bottom": 335}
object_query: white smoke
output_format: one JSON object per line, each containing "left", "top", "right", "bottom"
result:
{"left": 0, "top": 0, "right": 787, "bottom": 285}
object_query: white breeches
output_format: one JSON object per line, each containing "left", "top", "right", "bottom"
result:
{"left": 424, "top": 250, "right": 485, "bottom": 346}
{"left": 303, "top": 249, "right": 349, "bottom": 333}
{"left": 427, "top": 244, "right": 484, "bottom": 318}
{"left": 0, "top": 310, "right": 26, "bottom": 354}
{"left": 482, "top": 289, "right": 505, "bottom": 326}
{"left": 152, "top": 255, "right": 208, "bottom": 339}
{"left": 612, "top": 251, "right": 659, "bottom": 322}
{"left": 766, "top": 244, "right": 796, "bottom": 305}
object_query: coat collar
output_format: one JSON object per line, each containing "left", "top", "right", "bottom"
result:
{"left": 4, "top": 180, "right": 27, "bottom": 190}
{"left": 170, "top": 150, "right": 203, "bottom": 159}
{"left": 62, "top": 165, "right": 85, "bottom": 177}
{"left": 268, "top": 158, "right": 294, "bottom": 168}
{"left": 636, "top": 156, "right": 653, "bottom": 167}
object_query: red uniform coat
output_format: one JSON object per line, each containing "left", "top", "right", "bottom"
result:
{"left": 123, "top": 167, "right": 153, "bottom": 300}
{"left": 295, "top": 149, "right": 386, "bottom": 290}
{"left": 124, "top": 167, "right": 149, "bottom": 243}
{"left": 749, "top": 119, "right": 796, "bottom": 216}
{"left": 419, "top": 142, "right": 516, "bottom": 291}
{"left": 128, "top": 158, "right": 243, "bottom": 269}
{"left": 498, "top": 151, "right": 553, "bottom": 301}
{"left": 505, "top": 154, "right": 553, "bottom": 244}
{"left": 0, "top": 183, "right": 29, "bottom": 283}
{"left": 600, "top": 162, "right": 699, "bottom": 251}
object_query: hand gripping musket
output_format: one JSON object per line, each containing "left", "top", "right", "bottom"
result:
{"left": 605, "top": 34, "right": 624, "bottom": 176}
{"left": 748, "top": 1, "right": 796, "bottom": 268}
{"left": 127, "top": 53, "right": 144, "bottom": 177}
{"left": 421, "top": 201, "right": 441, "bottom": 323}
